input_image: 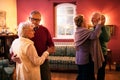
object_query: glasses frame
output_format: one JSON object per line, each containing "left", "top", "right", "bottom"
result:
{"left": 29, "top": 17, "right": 41, "bottom": 22}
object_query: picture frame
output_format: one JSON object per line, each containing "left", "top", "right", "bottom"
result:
{"left": 106, "top": 25, "right": 115, "bottom": 36}
{"left": 0, "top": 11, "right": 6, "bottom": 27}
{"left": 88, "top": 25, "right": 115, "bottom": 36}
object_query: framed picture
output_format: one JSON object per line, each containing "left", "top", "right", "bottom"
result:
{"left": 88, "top": 25, "right": 115, "bottom": 36}
{"left": 106, "top": 25, "right": 115, "bottom": 36}
{"left": 0, "top": 11, "right": 6, "bottom": 27}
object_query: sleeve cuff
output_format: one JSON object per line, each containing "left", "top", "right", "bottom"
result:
{"left": 44, "top": 51, "right": 49, "bottom": 55}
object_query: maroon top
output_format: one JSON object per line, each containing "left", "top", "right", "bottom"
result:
{"left": 31, "top": 25, "right": 54, "bottom": 56}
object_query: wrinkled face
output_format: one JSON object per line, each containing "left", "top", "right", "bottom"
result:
{"left": 91, "top": 16, "right": 100, "bottom": 26}
{"left": 91, "top": 13, "right": 101, "bottom": 26}
{"left": 29, "top": 14, "right": 41, "bottom": 27}
{"left": 25, "top": 26, "right": 35, "bottom": 39}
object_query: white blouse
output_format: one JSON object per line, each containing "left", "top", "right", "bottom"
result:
{"left": 10, "top": 37, "right": 49, "bottom": 80}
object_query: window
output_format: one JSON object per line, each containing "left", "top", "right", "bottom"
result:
{"left": 55, "top": 3, "right": 76, "bottom": 39}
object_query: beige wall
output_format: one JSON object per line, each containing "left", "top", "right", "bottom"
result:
{"left": 0, "top": 0, "right": 17, "bottom": 33}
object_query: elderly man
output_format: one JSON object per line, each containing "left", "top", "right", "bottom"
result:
{"left": 11, "top": 10, "right": 55, "bottom": 80}
{"left": 91, "top": 12, "right": 111, "bottom": 80}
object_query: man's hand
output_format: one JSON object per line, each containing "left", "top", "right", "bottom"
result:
{"left": 11, "top": 54, "right": 21, "bottom": 64}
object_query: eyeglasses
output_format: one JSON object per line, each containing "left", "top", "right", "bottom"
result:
{"left": 30, "top": 17, "right": 41, "bottom": 22}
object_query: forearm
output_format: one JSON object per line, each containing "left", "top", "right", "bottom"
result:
{"left": 89, "top": 24, "right": 102, "bottom": 39}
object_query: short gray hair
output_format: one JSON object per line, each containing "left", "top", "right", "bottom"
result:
{"left": 91, "top": 12, "right": 101, "bottom": 20}
{"left": 17, "top": 21, "right": 34, "bottom": 37}
{"left": 30, "top": 10, "right": 41, "bottom": 16}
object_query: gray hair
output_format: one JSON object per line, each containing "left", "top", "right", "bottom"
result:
{"left": 17, "top": 21, "right": 34, "bottom": 37}
{"left": 29, "top": 10, "right": 41, "bottom": 16}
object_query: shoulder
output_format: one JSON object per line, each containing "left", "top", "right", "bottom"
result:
{"left": 76, "top": 27, "right": 90, "bottom": 32}
{"left": 40, "top": 25, "right": 49, "bottom": 30}
{"left": 11, "top": 38, "right": 20, "bottom": 47}
{"left": 101, "top": 25, "right": 110, "bottom": 31}
{"left": 12, "top": 38, "right": 19, "bottom": 43}
{"left": 39, "top": 25, "right": 50, "bottom": 33}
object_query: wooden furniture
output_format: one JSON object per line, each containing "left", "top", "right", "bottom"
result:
{"left": 0, "top": 34, "right": 17, "bottom": 80}
{"left": 107, "top": 49, "right": 112, "bottom": 71}
{"left": 0, "top": 34, "right": 17, "bottom": 59}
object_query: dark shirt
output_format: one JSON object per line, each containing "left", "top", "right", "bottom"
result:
{"left": 99, "top": 26, "right": 111, "bottom": 55}
{"left": 31, "top": 25, "right": 54, "bottom": 56}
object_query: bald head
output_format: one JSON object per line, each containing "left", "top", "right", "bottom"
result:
{"left": 91, "top": 12, "right": 101, "bottom": 26}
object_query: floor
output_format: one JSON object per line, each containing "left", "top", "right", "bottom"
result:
{"left": 7, "top": 64, "right": 120, "bottom": 80}
{"left": 51, "top": 65, "right": 120, "bottom": 80}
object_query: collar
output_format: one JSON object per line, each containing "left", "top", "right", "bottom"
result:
{"left": 34, "top": 26, "right": 39, "bottom": 31}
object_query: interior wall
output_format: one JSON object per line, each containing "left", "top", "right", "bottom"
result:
{"left": 17, "top": 0, "right": 76, "bottom": 37}
{"left": 76, "top": 0, "right": 120, "bottom": 63}
{"left": 16, "top": 0, "right": 120, "bottom": 62}
{"left": 0, "top": 0, "right": 17, "bottom": 33}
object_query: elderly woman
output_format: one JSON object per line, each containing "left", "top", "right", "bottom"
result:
{"left": 74, "top": 14, "right": 104, "bottom": 80}
{"left": 10, "top": 22, "right": 49, "bottom": 80}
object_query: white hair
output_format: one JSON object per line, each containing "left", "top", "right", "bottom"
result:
{"left": 17, "top": 21, "right": 34, "bottom": 37}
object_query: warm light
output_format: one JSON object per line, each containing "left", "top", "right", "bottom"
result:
{"left": 88, "top": 11, "right": 101, "bottom": 25}
{"left": 40, "top": 16, "right": 45, "bottom": 25}
{"left": 103, "top": 14, "right": 110, "bottom": 25}
{"left": 88, "top": 12, "right": 112, "bottom": 25}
